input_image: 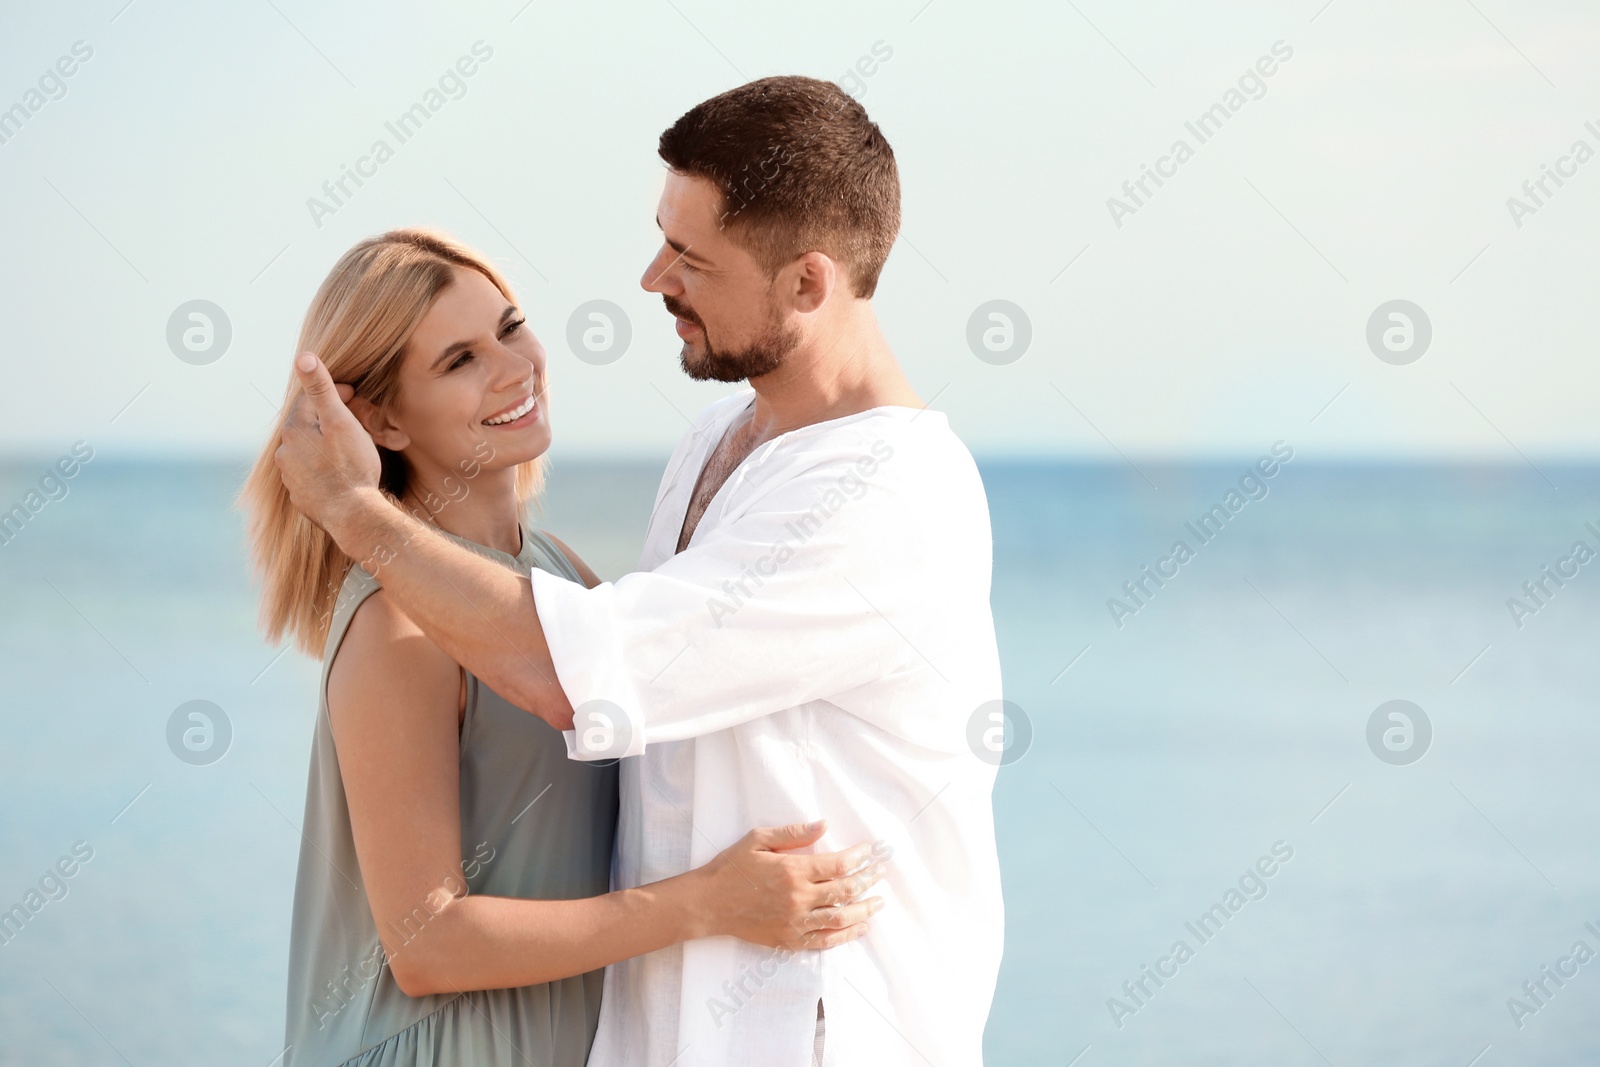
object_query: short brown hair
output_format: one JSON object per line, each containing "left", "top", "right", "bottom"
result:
{"left": 658, "top": 75, "right": 900, "bottom": 299}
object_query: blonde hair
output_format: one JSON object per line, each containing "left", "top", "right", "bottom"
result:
{"left": 235, "top": 227, "right": 546, "bottom": 659}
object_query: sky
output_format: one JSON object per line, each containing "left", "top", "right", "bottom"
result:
{"left": 1, "top": 0, "right": 1597, "bottom": 462}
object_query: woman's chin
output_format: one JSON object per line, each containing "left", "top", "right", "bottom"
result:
{"left": 480, "top": 422, "right": 553, "bottom": 464}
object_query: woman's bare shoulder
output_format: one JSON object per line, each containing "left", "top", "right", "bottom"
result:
{"left": 327, "top": 588, "right": 462, "bottom": 721}
{"left": 539, "top": 531, "right": 602, "bottom": 589}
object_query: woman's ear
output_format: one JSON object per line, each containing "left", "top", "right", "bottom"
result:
{"left": 348, "top": 395, "right": 410, "bottom": 451}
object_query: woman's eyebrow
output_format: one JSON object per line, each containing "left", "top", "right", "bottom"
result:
{"left": 430, "top": 306, "right": 519, "bottom": 370}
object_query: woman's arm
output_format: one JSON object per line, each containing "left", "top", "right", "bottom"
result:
{"left": 327, "top": 589, "right": 884, "bottom": 999}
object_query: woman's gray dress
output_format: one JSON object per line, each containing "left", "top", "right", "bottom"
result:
{"left": 283, "top": 523, "right": 619, "bottom": 1067}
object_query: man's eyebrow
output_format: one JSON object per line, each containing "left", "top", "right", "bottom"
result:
{"left": 655, "top": 213, "right": 709, "bottom": 264}
{"left": 430, "top": 305, "right": 519, "bottom": 371}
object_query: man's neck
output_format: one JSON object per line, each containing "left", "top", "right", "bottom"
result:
{"left": 741, "top": 305, "right": 921, "bottom": 443}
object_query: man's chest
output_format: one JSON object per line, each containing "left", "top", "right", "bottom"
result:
{"left": 674, "top": 414, "right": 761, "bottom": 553}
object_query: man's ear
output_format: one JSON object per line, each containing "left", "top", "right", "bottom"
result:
{"left": 348, "top": 395, "right": 410, "bottom": 451}
{"left": 788, "top": 251, "right": 838, "bottom": 315}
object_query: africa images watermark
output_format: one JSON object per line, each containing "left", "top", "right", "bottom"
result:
{"left": 0, "top": 440, "right": 96, "bottom": 550}
{"left": 704, "top": 439, "right": 895, "bottom": 627}
{"left": 167, "top": 699, "right": 233, "bottom": 766}
{"left": 1106, "top": 441, "right": 1295, "bottom": 628}
{"left": 0, "top": 840, "right": 95, "bottom": 948}
{"left": 1107, "top": 840, "right": 1295, "bottom": 1029}
{"left": 1505, "top": 919, "right": 1600, "bottom": 1031}
{"left": 1505, "top": 118, "right": 1600, "bottom": 229}
{"left": 1106, "top": 40, "right": 1294, "bottom": 229}
{"left": 306, "top": 40, "right": 494, "bottom": 229}
{"left": 1504, "top": 518, "right": 1600, "bottom": 629}
{"left": 0, "top": 40, "right": 94, "bottom": 148}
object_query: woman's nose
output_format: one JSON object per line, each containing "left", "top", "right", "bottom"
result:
{"left": 496, "top": 344, "right": 541, "bottom": 386}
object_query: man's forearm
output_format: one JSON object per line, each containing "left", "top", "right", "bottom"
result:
{"left": 325, "top": 487, "right": 575, "bottom": 728}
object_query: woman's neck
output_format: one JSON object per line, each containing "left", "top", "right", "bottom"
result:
{"left": 399, "top": 465, "right": 523, "bottom": 557}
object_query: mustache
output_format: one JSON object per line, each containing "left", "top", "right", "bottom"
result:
{"left": 662, "top": 296, "right": 701, "bottom": 326}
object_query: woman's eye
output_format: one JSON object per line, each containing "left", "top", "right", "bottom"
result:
{"left": 502, "top": 317, "right": 526, "bottom": 336}
{"left": 449, "top": 352, "right": 474, "bottom": 370}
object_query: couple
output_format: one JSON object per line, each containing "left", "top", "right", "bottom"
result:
{"left": 246, "top": 75, "right": 1004, "bottom": 1067}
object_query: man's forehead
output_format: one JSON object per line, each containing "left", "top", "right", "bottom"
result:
{"left": 655, "top": 171, "right": 723, "bottom": 240}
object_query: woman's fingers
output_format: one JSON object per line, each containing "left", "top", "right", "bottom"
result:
{"left": 804, "top": 896, "right": 884, "bottom": 933}
{"left": 796, "top": 840, "right": 889, "bottom": 882}
{"left": 745, "top": 821, "right": 828, "bottom": 853}
{"left": 798, "top": 916, "right": 875, "bottom": 950}
{"left": 809, "top": 861, "right": 885, "bottom": 909}
{"left": 705, "top": 827, "right": 892, "bottom": 950}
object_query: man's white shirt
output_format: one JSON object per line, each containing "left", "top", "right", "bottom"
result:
{"left": 527, "top": 389, "right": 1004, "bottom": 1066}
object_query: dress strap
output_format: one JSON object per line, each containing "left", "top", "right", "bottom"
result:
{"left": 522, "top": 527, "right": 584, "bottom": 585}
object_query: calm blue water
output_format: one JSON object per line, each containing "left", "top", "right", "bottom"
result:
{"left": 1, "top": 458, "right": 1597, "bottom": 1066}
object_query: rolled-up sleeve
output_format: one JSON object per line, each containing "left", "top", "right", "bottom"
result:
{"left": 530, "top": 449, "right": 917, "bottom": 761}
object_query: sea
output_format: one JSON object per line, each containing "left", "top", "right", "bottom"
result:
{"left": 0, "top": 457, "right": 1597, "bottom": 1066}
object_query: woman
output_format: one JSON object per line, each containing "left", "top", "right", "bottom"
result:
{"left": 236, "top": 228, "right": 884, "bottom": 1066}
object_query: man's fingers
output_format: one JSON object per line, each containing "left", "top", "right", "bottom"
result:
{"left": 293, "top": 352, "right": 357, "bottom": 420}
{"left": 294, "top": 351, "right": 335, "bottom": 395}
{"left": 284, "top": 352, "right": 361, "bottom": 437}
{"left": 281, "top": 386, "right": 312, "bottom": 431}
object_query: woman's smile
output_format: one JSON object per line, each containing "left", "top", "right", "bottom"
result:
{"left": 481, "top": 392, "right": 541, "bottom": 428}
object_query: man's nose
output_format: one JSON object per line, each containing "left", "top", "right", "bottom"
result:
{"left": 640, "top": 247, "right": 680, "bottom": 294}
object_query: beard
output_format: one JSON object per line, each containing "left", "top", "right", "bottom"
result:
{"left": 665, "top": 294, "right": 801, "bottom": 383}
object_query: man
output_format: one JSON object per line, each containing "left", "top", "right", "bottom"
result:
{"left": 276, "top": 75, "right": 1003, "bottom": 1066}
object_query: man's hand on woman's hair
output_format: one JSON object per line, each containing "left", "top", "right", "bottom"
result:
{"left": 275, "top": 351, "right": 383, "bottom": 531}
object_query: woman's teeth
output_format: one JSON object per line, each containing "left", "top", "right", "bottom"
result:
{"left": 483, "top": 395, "right": 536, "bottom": 426}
